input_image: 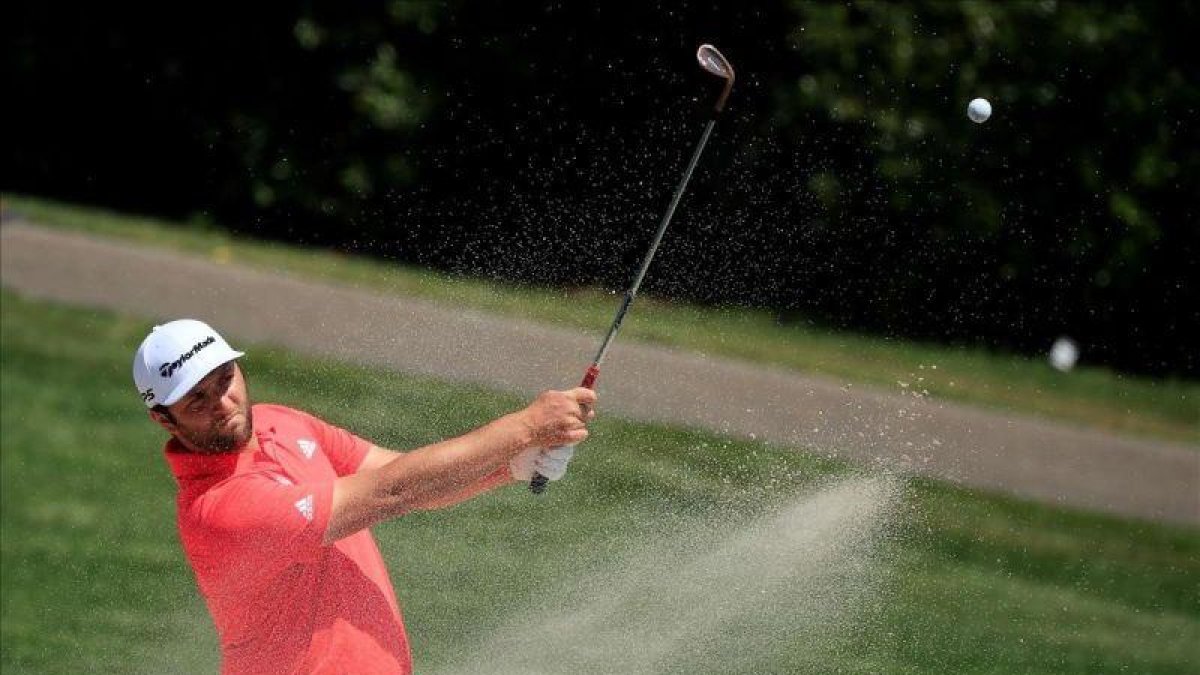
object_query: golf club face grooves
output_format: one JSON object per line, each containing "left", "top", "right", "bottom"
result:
{"left": 530, "top": 45, "right": 733, "bottom": 495}
{"left": 696, "top": 44, "right": 733, "bottom": 79}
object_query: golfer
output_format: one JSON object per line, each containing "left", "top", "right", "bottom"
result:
{"left": 134, "top": 319, "right": 595, "bottom": 674}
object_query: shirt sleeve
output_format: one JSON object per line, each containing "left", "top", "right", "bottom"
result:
{"left": 298, "top": 410, "right": 373, "bottom": 476}
{"left": 190, "top": 472, "right": 334, "bottom": 579}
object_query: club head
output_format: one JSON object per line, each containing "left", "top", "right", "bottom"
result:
{"left": 696, "top": 44, "right": 734, "bottom": 81}
{"left": 696, "top": 44, "right": 735, "bottom": 113}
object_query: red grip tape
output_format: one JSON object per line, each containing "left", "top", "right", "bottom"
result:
{"left": 580, "top": 364, "right": 600, "bottom": 389}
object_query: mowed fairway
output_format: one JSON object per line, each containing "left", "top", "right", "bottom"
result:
{"left": 2, "top": 291, "right": 1198, "bottom": 674}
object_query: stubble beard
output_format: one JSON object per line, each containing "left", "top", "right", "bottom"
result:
{"left": 183, "top": 404, "right": 255, "bottom": 454}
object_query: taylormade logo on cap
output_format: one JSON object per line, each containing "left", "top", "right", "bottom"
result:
{"left": 133, "top": 319, "right": 244, "bottom": 408}
{"left": 158, "top": 335, "right": 217, "bottom": 379}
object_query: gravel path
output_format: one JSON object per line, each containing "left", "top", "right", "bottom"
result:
{"left": 2, "top": 221, "right": 1196, "bottom": 525}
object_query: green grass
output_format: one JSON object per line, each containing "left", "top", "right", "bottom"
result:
{"left": 4, "top": 193, "right": 1197, "bottom": 443}
{"left": 2, "top": 291, "right": 1197, "bottom": 674}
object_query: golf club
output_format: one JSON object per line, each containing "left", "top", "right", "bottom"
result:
{"left": 530, "top": 44, "right": 736, "bottom": 494}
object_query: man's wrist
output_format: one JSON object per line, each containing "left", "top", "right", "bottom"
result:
{"left": 498, "top": 412, "right": 535, "bottom": 455}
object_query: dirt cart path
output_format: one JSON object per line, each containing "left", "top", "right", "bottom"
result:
{"left": 3, "top": 221, "right": 1196, "bottom": 525}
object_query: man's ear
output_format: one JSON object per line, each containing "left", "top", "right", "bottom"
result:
{"left": 148, "top": 408, "right": 178, "bottom": 435}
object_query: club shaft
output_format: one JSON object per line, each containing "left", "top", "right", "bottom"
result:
{"left": 529, "top": 117, "right": 720, "bottom": 496}
{"left": 592, "top": 118, "right": 717, "bottom": 366}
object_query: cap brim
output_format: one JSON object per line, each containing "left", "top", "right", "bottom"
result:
{"left": 157, "top": 349, "right": 245, "bottom": 407}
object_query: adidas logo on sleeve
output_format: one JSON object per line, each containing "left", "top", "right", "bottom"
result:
{"left": 294, "top": 495, "right": 314, "bottom": 521}
{"left": 296, "top": 438, "right": 318, "bottom": 460}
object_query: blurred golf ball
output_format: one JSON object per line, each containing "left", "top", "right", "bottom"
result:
{"left": 1049, "top": 337, "right": 1079, "bottom": 372}
{"left": 967, "top": 98, "right": 992, "bottom": 123}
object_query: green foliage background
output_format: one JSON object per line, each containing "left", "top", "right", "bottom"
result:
{"left": 5, "top": 1, "right": 1197, "bottom": 375}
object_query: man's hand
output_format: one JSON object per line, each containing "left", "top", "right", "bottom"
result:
{"left": 515, "top": 387, "right": 597, "bottom": 450}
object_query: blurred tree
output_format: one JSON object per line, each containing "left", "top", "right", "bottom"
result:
{"left": 4, "top": 1, "right": 1196, "bottom": 375}
{"left": 767, "top": 0, "right": 1198, "bottom": 373}
{"left": 4, "top": 3, "right": 442, "bottom": 243}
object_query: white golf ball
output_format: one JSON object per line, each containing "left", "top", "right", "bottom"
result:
{"left": 1048, "top": 337, "right": 1079, "bottom": 372}
{"left": 967, "top": 98, "right": 992, "bottom": 123}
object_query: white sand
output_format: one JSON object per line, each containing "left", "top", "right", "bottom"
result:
{"left": 437, "top": 474, "right": 904, "bottom": 674}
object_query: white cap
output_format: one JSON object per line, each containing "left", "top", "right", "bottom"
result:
{"left": 132, "top": 319, "right": 244, "bottom": 408}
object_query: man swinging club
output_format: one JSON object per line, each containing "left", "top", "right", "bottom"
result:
{"left": 134, "top": 319, "right": 595, "bottom": 674}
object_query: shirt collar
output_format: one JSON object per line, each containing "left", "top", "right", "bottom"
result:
{"left": 163, "top": 425, "right": 278, "bottom": 483}
{"left": 164, "top": 440, "right": 246, "bottom": 483}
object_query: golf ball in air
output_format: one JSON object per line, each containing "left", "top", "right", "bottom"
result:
{"left": 967, "top": 98, "right": 992, "bottom": 123}
{"left": 1049, "top": 337, "right": 1079, "bottom": 372}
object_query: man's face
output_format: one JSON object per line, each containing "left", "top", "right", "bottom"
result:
{"left": 152, "top": 361, "right": 254, "bottom": 453}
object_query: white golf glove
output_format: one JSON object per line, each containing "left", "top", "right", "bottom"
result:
{"left": 534, "top": 444, "right": 575, "bottom": 481}
{"left": 509, "top": 445, "right": 576, "bottom": 482}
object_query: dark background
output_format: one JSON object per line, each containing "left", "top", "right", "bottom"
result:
{"left": 5, "top": 1, "right": 1197, "bottom": 376}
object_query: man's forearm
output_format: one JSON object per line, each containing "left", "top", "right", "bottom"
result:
{"left": 359, "top": 437, "right": 515, "bottom": 511}
{"left": 414, "top": 465, "right": 513, "bottom": 511}
{"left": 325, "top": 388, "right": 592, "bottom": 544}
{"left": 371, "top": 414, "right": 528, "bottom": 513}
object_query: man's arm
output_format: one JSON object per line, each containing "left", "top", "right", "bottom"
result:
{"left": 357, "top": 445, "right": 515, "bottom": 509}
{"left": 323, "top": 388, "right": 595, "bottom": 544}
{"left": 356, "top": 445, "right": 399, "bottom": 474}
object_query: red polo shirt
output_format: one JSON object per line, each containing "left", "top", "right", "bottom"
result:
{"left": 166, "top": 404, "right": 412, "bottom": 675}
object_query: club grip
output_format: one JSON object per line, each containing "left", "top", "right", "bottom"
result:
{"left": 530, "top": 365, "right": 600, "bottom": 494}
{"left": 580, "top": 364, "right": 599, "bottom": 389}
